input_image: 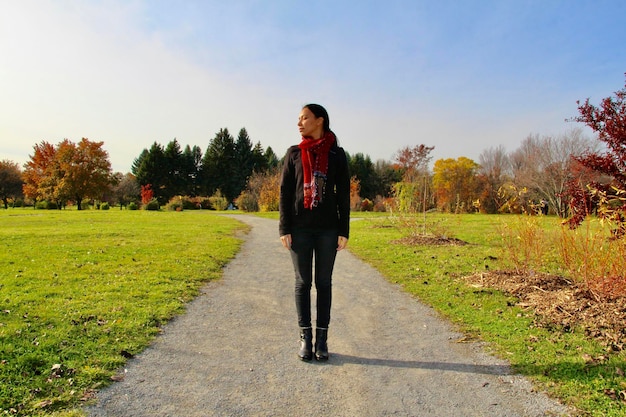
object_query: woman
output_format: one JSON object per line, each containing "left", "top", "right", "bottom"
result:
{"left": 279, "top": 104, "right": 350, "bottom": 361}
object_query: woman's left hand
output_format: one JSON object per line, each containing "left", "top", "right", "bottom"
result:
{"left": 337, "top": 236, "right": 348, "bottom": 251}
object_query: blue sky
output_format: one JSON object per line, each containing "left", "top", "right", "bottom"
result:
{"left": 1, "top": 0, "right": 625, "bottom": 173}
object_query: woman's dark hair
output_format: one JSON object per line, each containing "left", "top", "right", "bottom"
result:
{"left": 303, "top": 103, "right": 330, "bottom": 133}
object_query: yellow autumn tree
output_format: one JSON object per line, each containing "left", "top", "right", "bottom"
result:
{"left": 432, "top": 157, "right": 479, "bottom": 213}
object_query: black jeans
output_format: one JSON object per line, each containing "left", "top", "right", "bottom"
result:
{"left": 289, "top": 228, "right": 338, "bottom": 329}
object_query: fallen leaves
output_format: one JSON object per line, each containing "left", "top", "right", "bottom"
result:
{"left": 464, "top": 270, "right": 626, "bottom": 405}
{"left": 463, "top": 271, "right": 626, "bottom": 351}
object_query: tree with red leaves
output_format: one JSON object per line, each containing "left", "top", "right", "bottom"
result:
{"left": 566, "top": 75, "right": 626, "bottom": 236}
{"left": 141, "top": 184, "right": 154, "bottom": 205}
{"left": 393, "top": 144, "right": 434, "bottom": 183}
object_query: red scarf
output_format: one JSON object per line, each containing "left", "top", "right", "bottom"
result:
{"left": 299, "top": 131, "right": 336, "bottom": 209}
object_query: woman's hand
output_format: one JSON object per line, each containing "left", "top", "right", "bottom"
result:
{"left": 337, "top": 236, "right": 348, "bottom": 251}
{"left": 280, "top": 234, "right": 292, "bottom": 249}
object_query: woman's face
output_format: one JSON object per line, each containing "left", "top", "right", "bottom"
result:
{"left": 298, "top": 107, "right": 324, "bottom": 139}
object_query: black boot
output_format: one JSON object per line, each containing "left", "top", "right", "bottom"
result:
{"left": 298, "top": 328, "right": 313, "bottom": 361}
{"left": 314, "top": 328, "right": 329, "bottom": 361}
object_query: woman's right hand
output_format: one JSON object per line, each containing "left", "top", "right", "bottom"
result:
{"left": 280, "top": 234, "right": 292, "bottom": 249}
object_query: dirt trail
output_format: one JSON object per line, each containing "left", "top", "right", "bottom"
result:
{"left": 86, "top": 215, "right": 570, "bottom": 417}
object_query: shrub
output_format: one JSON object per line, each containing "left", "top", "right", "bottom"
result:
{"left": 373, "top": 196, "right": 388, "bottom": 212}
{"left": 100, "top": 202, "right": 110, "bottom": 210}
{"left": 559, "top": 219, "right": 626, "bottom": 298}
{"left": 350, "top": 176, "right": 361, "bottom": 211}
{"left": 498, "top": 216, "right": 559, "bottom": 274}
{"left": 141, "top": 184, "right": 154, "bottom": 205}
{"left": 181, "top": 198, "right": 197, "bottom": 210}
{"left": 143, "top": 199, "right": 160, "bottom": 211}
{"left": 35, "top": 201, "right": 58, "bottom": 210}
{"left": 236, "top": 191, "right": 259, "bottom": 212}
{"left": 166, "top": 196, "right": 207, "bottom": 210}
{"left": 360, "top": 198, "right": 374, "bottom": 212}
{"left": 257, "top": 171, "right": 281, "bottom": 212}
{"left": 189, "top": 196, "right": 212, "bottom": 209}
{"left": 128, "top": 202, "right": 139, "bottom": 210}
{"left": 393, "top": 182, "right": 421, "bottom": 213}
{"left": 208, "top": 190, "right": 228, "bottom": 211}
{"left": 165, "top": 197, "right": 184, "bottom": 212}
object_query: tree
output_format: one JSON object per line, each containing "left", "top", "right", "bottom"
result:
{"left": 432, "top": 157, "right": 479, "bottom": 213}
{"left": 393, "top": 144, "right": 434, "bottom": 183}
{"left": 476, "top": 145, "right": 511, "bottom": 213}
{"left": 131, "top": 149, "right": 149, "bottom": 176}
{"left": 0, "top": 160, "right": 24, "bottom": 209}
{"left": 133, "top": 142, "right": 168, "bottom": 204}
{"left": 234, "top": 128, "right": 254, "bottom": 199}
{"left": 511, "top": 129, "right": 597, "bottom": 217}
{"left": 348, "top": 153, "right": 379, "bottom": 200}
{"left": 22, "top": 139, "right": 112, "bottom": 209}
{"left": 566, "top": 75, "right": 626, "bottom": 235}
{"left": 111, "top": 172, "right": 140, "bottom": 208}
{"left": 181, "top": 144, "right": 203, "bottom": 196}
{"left": 201, "top": 128, "right": 237, "bottom": 201}
{"left": 163, "top": 139, "right": 184, "bottom": 201}
{"left": 250, "top": 142, "right": 269, "bottom": 173}
{"left": 392, "top": 145, "right": 435, "bottom": 213}
{"left": 57, "top": 138, "right": 112, "bottom": 210}
{"left": 374, "top": 160, "right": 403, "bottom": 198}
{"left": 23, "top": 141, "right": 58, "bottom": 205}
{"left": 264, "top": 146, "right": 279, "bottom": 171}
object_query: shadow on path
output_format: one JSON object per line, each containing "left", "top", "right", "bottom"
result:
{"left": 328, "top": 353, "right": 511, "bottom": 375}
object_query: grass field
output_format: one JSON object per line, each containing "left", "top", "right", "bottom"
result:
{"left": 0, "top": 209, "right": 246, "bottom": 416}
{"left": 346, "top": 212, "right": 626, "bottom": 417}
{"left": 1, "top": 209, "right": 625, "bottom": 416}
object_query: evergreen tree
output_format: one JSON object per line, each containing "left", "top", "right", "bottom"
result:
{"left": 234, "top": 128, "right": 254, "bottom": 199}
{"left": 251, "top": 142, "right": 269, "bottom": 173}
{"left": 164, "top": 139, "right": 184, "bottom": 200}
{"left": 131, "top": 149, "right": 148, "bottom": 176}
{"left": 375, "top": 159, "right": 403, "bottom": 198}
{"left": 264, "top": 146, "right": 279, "bottom": 170}
{"left": 181, "top": 144, "right": 203, "bottom": 196}
{"left": 134, "top": 142, "right": 167, "bottom": 204}
{"left": 202, "top": 128, "right": 237, "bottom": 201}
{"left": 348, "top": 152, "right": 379, "bottom": 200}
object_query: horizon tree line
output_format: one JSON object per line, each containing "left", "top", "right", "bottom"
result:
{"left": 1, "top": 74, "right": 625, "bottom": 235}
{"left": 0, "top": 128, "right": 606, "bottom": 216}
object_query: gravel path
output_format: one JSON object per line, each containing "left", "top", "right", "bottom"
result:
{"left": 86, "top": 215, "right": 571, "bottom": 417}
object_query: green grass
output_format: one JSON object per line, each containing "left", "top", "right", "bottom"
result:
{"left": 0, "top": 209, "right": 246, "bottom": 416}
{"left": 347, "top": 213, "right": 626, "bottom": 417}
{"left": 3, "top": 209, "right": 625, "bottom": 416}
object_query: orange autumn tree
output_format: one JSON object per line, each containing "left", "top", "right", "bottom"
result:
{"left": 23, "top": 138, "right": 113, "bottom": 209}
{"left": 23, "top": 141, "right": 59, "bottom": 206}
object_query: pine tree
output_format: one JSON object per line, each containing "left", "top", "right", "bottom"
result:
{"left": 234, "top": 128, "right": 254, "bottom": 199}
{"left": 202, "top": 128, "right": 237, "bottom": 201}
{"left": 134, "top": 142, "right": 167, "bottom": 204}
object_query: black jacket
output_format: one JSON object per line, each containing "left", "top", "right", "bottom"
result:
{"left": 279, "top": 143, "right": 350, "bottom": 238}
